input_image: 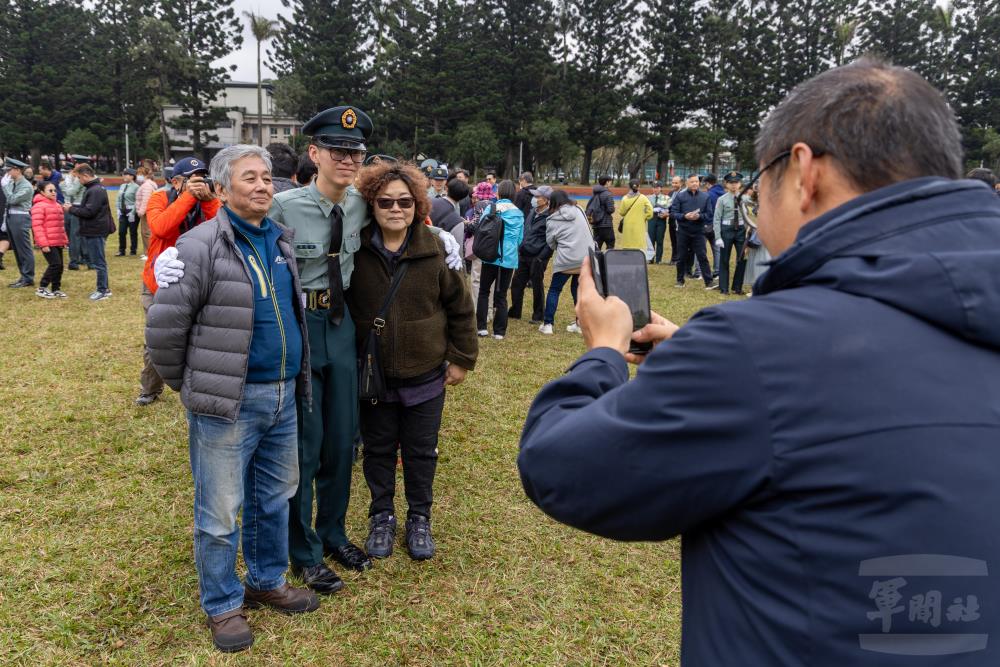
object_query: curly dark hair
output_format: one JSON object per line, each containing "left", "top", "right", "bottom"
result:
{"left": 355, "top": 161, "right": 431, "bottom": 225}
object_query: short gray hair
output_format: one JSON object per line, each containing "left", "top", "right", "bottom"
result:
{"left": 755, "top": 58, "right": 962, "bottom": 192}
{"left": 519, "top": 171, "right": 533, "bottom": 184}
{"left": 209, "top": 144, "right": 272, "bottom": 192}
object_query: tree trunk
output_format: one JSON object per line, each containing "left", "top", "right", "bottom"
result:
{"left": 159, "top": 103, "right": 170, "bottom": 168}
{"left": 581, "top": 145, "right": 594, "bottom": 186}
{"left": 257, "top": 40, "right": 264, "bottom": 146}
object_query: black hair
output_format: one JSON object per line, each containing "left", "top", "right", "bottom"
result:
{"left": 598, "top": 175, "right": 612, "bottom": 186}
{"left": 266, "top": 142, "right": 298, "bottom": 179}
{"left": 497, "top": 179, "right": 517, "bottom": 200}
{"left": 296, "top": 153, "right": 317, "bottom": 185}
{"left": 756, "top": 57, "right": 962, "bottom": 191}
{"left": 967, "top": 168, "right": 997, "bottom": 189}
{"left": 548, "top": 189, "right": 572, "bottom": 210}
{"left": 447, "top": 178, "right": 470, "bottom": 201}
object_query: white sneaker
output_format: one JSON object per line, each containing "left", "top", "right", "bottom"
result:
{"left": 538, "top": 324, "right": 553, "bottom": 335}
{"left": 477, "top": 329, "right": 489, "bottom": 337}
{"left": 566, "top": 322, "right": 581, "bottom": 334}
{"left": 91, "top": 290, "right": 112, "bottom": 301}
{"left": 52, "top": 290, "right": 68, "bottom": 299}
{"left": 493, "top": 334, "right": 504, "bottom": 340}
{"left": 35, "top": 287, "right": 54, "bottom": 299}
{"left": 140, "top": 254, "right": 148, "bottom": 260}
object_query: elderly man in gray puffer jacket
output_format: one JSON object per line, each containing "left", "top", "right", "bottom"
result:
{"left": 145, "top": 145, "right": 319, "bottom": 654}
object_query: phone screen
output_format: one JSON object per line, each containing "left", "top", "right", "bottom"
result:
{"left": 602, "top": 250, "right": 651, "bottom": 330}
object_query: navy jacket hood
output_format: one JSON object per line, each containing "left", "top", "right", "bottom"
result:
{"left": 758, "top": 177, "right": 1000, "bottom": 348}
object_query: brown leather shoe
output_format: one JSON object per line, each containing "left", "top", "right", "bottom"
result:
{"left": 244, "top": 582, "right": 320, "bottom": 615}
{"left": 207, "top": 609, "right": 253, "bottom": 653}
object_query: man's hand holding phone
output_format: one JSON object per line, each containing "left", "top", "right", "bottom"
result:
{"left": 625, "top": 311, "right": 680, "bottom": 365}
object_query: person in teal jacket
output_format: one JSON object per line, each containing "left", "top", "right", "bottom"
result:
{"left": 475, "top": 179, "right": 523, "bottom": 339}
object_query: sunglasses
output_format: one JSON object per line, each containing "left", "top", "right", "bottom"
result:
{"left": 375, "top": 196, "right": 415, "bottom": 210}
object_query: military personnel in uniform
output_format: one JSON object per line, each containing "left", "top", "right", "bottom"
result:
{"left": 712, "top": 171, "right": 748, "bottom": 295}
{"left": 3, "top": 158, "right": 36, "bottom": 287}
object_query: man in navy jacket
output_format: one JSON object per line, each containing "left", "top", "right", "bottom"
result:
{"left": 519, "top": 58, "right": 1000, "bottom": 665}
{"left": 669, "top": 175, "right": 712, "bottom": 287}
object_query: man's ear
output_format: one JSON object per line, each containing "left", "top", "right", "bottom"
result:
{"left": 790, "top": 143, "right": 820, "bottom": 214}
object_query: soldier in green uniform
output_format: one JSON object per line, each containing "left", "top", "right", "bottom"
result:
{"left": 155, "top": 106, "right": 465, "bottom": 594}
{"left": 711, "top": 171, "right": 748, "bottom": 295}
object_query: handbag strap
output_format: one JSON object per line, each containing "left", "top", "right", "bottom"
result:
{"left": 373, "top": 262, "right": 410, "bottom": 334}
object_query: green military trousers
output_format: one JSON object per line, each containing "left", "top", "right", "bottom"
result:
{"left": 289, "top": 306, "right": 359, "bottom": 568}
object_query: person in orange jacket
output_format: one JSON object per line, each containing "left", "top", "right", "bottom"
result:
{"left": 136, "top": 157, "right": 220, "bottom": 407}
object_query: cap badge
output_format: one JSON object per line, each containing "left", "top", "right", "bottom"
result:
{"left": 192, "top": 159, "right": 200, "bottom": 166}
{"left": 341, "top": 109, "right": 357, "bottom": 130}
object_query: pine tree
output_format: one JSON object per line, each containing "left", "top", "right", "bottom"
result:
{"left": 158, "top": 0, "right": 242, "bottom": 158}
{"left": 270, "top": 0, "right": 372, "bottom": 123}
{"left": 561, "top": 0, "right": 639, "bottom": 184}
{"left": 854, "top": 0, "right": 939, "bottom": 75}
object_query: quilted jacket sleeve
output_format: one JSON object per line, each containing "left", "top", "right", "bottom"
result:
{"left": 144, "top": 229, "right": 213, "bottom": 391}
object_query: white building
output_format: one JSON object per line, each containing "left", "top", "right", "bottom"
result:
{"left": 163, "top": 81, "right": 303, "bottom": 158}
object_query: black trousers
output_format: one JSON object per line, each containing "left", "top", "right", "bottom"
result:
{"left": 720, "top": 226, "right": 748, "bottom": 293}
{"left": 592, "top": 225, "right": 615, "bottom": 250}
{"left": 508, "top": 251, "right": 547, "bottom": 321}
{"left": 360, "top": 392, "right": 445, "bottom": 519}
{"left": 676, "top": 223, "right": 712, "bottom": 285}
{"left": 40, "top": 246, "right": 64, "bottom": 290}
{"left": 118, "top": 209, "right": 138, "bottom": 254}
{"left": 477, "top": 264, "right": 514, "bottom": 335}
{"left": 668, "top": 220, "right": 678, "bottom": 262}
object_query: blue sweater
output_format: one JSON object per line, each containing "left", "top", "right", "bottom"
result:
{"left": 520, "top": 178, "right": 1000, "bottom": 665}
{"left": 227, "top": 207, "right": 303, "bottom": 383}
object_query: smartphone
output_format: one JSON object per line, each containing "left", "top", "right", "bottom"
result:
{"left": 590, "top": 248, "right": 653, "bottom": 355}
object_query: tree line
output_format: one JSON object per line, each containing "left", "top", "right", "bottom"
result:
{"left": 0, "top": 0, "right": 998, "bottom": 183}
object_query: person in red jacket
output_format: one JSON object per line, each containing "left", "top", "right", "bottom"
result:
{"left": 136, "top": 157, "right": 220, "bottom": 407}
{"left": 31, "top": 182, "right": 70, "bottom": 298}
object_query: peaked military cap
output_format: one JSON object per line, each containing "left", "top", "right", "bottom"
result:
{"left": 302, "top": 106, "right": 372, "bottom": 151}
{"left": 4, "top": 157, "right": 27, "bottom": 169}
{"left": 70, "top": 154, "right": 91, "bottom": 163}
{"left": 431, "top": 166, "right": 448, "bottom": 180}
{"left": 724, "top": 171, "right": 744, "bottom": 183}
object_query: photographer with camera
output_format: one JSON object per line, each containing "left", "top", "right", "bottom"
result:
{"left": 137, "top": 156, "right": 220, "bottom": 407}
{"left": 518, "top": 59, "right": 1000, "bottom": 663}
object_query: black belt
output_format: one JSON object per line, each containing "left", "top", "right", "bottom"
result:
{"left": 304, "top": 288, "right": 332, "bottom": 310}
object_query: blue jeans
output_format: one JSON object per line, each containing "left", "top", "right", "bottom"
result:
{"left": 82, "top": 236, "right": 108, "bottom": 292}
{"left": 543, "top": 271, "right": 579, "bottom": 325}
{"left": 187, "top": 379, "right": 299, "bottom": 617}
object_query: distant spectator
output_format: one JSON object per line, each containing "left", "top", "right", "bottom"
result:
{"left": 116, "top": 169, "right": 140, "bottom": 256}
{"left": 295, "top": 152, "right": 317, "bottom": 186}
{"left": 61, "top": 164, "right": 89, "bottom": 270}
{"left": 38, "top": 162, "right": 64, "bottom": 204}
{"left": 538, "top": 189, "right": 591, "bottom": 335}
{"left": 514, "top": 171, "right": 534, "bottom": 217}
{"left": 267, "top": 142, "right": 299, "bottom": 193}
{"left": 134, "top": 166, "right": 157, "bottom": 258}
{"left": 967, "top": 167, "right": 998, "bottom": 193}
{"left": 585, "top": 176, "right": 616, "bottom": 250}
{"left": 63, "top": 164, "right": 113, "bottom": 300}
{"left": 474, "top": 179, "right": 524, "bottom": 340}
{"left": 31, "top": 181, "right": 69, "bottom": 298}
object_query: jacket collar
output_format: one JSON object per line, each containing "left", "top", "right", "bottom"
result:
{"left": 756, "top": 177, "right": 988, "bottom": 296}
{"left": 215, "top": 204, "right": 294, "bottom": 245}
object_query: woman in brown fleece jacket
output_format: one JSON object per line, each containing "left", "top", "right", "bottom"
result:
{"left": 347, "top": 161, "right": 478, "bottom": 562}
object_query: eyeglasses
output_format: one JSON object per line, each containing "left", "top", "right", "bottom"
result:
{"left": 327, "top": 147, "right": 367, "bottom": 164}
{"left": 375, "top": 196, "right": 415, "bottom": 210}
{"left": 741, "top": 146, "right": 828, "bottom": 198}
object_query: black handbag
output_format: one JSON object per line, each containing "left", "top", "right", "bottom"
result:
{"left": 358, "top": 262, "right": 410, "bottom": 403}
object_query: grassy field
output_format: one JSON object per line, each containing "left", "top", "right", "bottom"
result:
{"left": 0, "top": 195, "right": 741, "bottom": 665}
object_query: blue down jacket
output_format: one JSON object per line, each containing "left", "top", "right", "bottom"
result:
{"left": 519, "top": 177, "right": 1000, "bottom": 665}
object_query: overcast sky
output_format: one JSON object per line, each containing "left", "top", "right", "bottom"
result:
{"left": 219, "top": 0, "right": 287, "bottom": 81}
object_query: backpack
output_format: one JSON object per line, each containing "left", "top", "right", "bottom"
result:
{"left": 472, "top": 202, "right": 505, "bottom": 263}
{"left": 584, "top": 195, "right": 600, "bottom": 224}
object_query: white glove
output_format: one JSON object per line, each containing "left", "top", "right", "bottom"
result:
{"left": 715, "top": 238, "right": 724, "bottom": 249}
{"left": 154, "top": 246, "right": 185, "bottom": 289}
{"left": 440, "top": 231, "right": 464, "bottom": 271}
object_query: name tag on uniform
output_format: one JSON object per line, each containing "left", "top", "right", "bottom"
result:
{"left": 294, "top": 242, "right": 323, "bottom": 259}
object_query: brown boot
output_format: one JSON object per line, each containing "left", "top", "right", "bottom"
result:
{"left": 207, "top": 609, "right": 253, "bottom": 653}
{"left": 244, "top": 582, "right": 320, "bottom": 615}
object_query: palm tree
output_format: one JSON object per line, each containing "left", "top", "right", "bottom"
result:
{"left": 834, "top": 19, "right": 859, "bottom": 66}
{"left": 243, "top": 11, "right": 281, "bottom": 146}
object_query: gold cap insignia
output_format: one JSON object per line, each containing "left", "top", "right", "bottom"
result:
{"left": 341, "top": 109, "right": 357, "bottom": 130}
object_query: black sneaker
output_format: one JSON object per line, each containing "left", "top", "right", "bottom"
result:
{"left": 325, "top": 541, "right": 372, "bottom": 571}
{"left": 135, "top": 393, "right": 159, "bottom": 407}
{"left": 8, "top": 280, "right": 32, "bottom": 288}
{"left": 405, "top": 515, "right": 435, "bottom": 561}
{"left": 290, "top": 563, "right": 344, "bottom": 595}
{"left": 365, "top": 511, "right": 396, "bottom": 559}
